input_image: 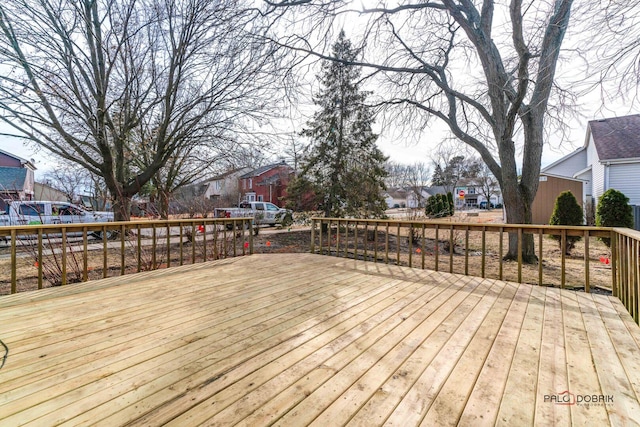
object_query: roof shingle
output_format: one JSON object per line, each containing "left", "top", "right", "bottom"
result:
{"left": 589, "top": 114, "right": 640, "bottom": 161}
{"left": 0, "top": 167, "right": 27, "bottom": 191}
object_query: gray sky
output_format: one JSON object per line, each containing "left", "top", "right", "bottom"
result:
{"left": 0, "top": 98, "right": 636, "bottom": 181}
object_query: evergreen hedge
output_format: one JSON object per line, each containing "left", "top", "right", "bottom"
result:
{"left": 549, "top": 191, "right": 583, "bottom": 254}
{"left": 596, "top": 189, "right": 634, "bottom": 247}
{"left": 426, "top": 193, "right": 453, "bottom": 218}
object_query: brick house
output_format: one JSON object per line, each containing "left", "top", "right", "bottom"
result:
{"left": 239, "top": 162, "right": 292, "bottom": 205}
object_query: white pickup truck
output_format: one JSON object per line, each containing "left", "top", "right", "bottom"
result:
{"left": 214, "top": 201, "right": 292, "bottom": 228}
{"left": 0, "top": 201, "right": 114, "bottom": 228}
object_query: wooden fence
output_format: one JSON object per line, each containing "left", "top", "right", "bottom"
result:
{"left": 0, "top": 218, "right": 254, "bottom": 295}
{"left": 310, "top": 218, "right": 640, "bottom": 324}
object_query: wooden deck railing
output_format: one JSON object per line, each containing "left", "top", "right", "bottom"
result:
{"left": 614, "top": 227, "right": 640, "bottom": 323}
{"left": 311, "top": 217, "right": 616, "bottom": 285}
{"left": 0, "top": 217, "right": 254, "bottom": 295}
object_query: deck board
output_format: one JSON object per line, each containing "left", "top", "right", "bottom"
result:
{"left": 1, "top": 253, "right": 639, "bottom": 426}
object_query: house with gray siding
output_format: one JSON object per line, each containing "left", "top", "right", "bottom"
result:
{"left": 0, "top": 148, "right": 36, "bottom": 210}
{"left": 541, "top": 114, "right": 640, "bottom": 209}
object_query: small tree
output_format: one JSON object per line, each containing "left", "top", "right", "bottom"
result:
{"left": 596, "top": 189, "right": 634, "bottom": 247}
{"left": 549, "top": 191, "right": 583, "bottom": 255}
{"left": 446, "top": 192, "right": 455, "bottom": 216}
{"left": 426, "top": 194, "right": 453, "bottom": 218}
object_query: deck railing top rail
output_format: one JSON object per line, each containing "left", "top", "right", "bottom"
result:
{"left": 312, "top": 217, "right": 614, "bottom": 235}
{"left": 0, "top": 217, "right": 255, "bottom": 236}
{"left": 1, "top": 217, "right": 255, "bottom": 295}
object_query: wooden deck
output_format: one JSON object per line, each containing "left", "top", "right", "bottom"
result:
{"left": 1, "top": 253, "right": 640, "bottom": 426}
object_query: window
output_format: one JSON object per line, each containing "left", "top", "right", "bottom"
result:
{"left": 249, "top": 178, "right": 253, "bottom": 189}
{"left": 19, "top": 203, "right": 44, "bottom": 216}
{"left": 254, "top": 203, "right": 265, "bottom": 210}
{"left": 258, "top": 195, "right": 263, "bottom": 202}
{"left": 266, "top": 203, "right": 279, "bottom": 212}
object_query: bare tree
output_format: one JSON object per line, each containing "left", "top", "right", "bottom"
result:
{"left": 270, "top": 0, "right": 579, "bottom": 261}
{"left": 403, "top": 162, "right": 431, "bottom": 208}
{"left": 42, "top": 164, "right": 92, "bottom": 203}
{"left": 579, "top": 1, "right": 640, "bottom": 102}
{"left": 384, "top": 161, "right": 409, "bottom": 189}
{"left": 0, "top": 0, "right": 285, "bottom": 220}
{"left": 475, "top": 163, "right": 500, "bottom": 209}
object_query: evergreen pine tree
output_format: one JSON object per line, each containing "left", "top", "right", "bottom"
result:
{"left": 299, "top": 31, "right": 388, "bottom": 218}
{"left": 549, "top": 191, "right": 583, "bottom": 254}
{"left": 596, "top": 189, "right": 634, "bottom": 247}
{"left": 446, "top": 192, "right": 455, "bottom": 215}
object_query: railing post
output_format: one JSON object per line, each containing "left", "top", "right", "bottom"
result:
{"left": 319, "top": 220, "right": 324, "bottom": 255}
{"left": 38, "top": 229, "right": 43, "bottom": 289}
{"left": 102, "top": 225, "right": 108, "bottom": 279}
{"left": 538, "top": 229, "right": 543, "bottom": 287}
{"left": 611, "top": 229, "right": 618, "bottom": 297}
{"left": 120, "top": 223, "right": 126, "bottom": 275}
{"left": 560, "top": 229, "right": 566, "bottom": 289}
{"left": 481, "top": 226, "right": 486, "bottom": 278}
{"left": 464, "top": 226, "right": 469, "bottom": 276}
{"left": 82, "top": 226, "right": 88, "bottom": 283}
{"left": 584, "top": 229, "right": 590, "bottom": 293}
{"left": 249, "top": 219, "right": 254, "bottom": 255}
{"left": 61, "top": 227, "right": 67, "bottom": 285}
{"left": 517, "top": 227, "right": 523, "bottom": 283}
{"left": 10, "top": 229, "right": 16, "bottom": 294}
{"left": 166, "top": 223, "right": 171, "bottom": 267}
{"left": 310, "top": 219, "right": 316, "bottom": 254}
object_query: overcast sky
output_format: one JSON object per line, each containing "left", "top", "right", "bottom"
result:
{"left": 0, "top": 2, "right": 637, "bottom": 181}
{"left": 0, "top": 97, "right": 635, "bottom": 181}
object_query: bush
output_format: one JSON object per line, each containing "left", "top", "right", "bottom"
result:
{"left": 596, "top": 189, "right": 634, "bottom": 247}
{"left": 425, "top": 193, "right": 453, "bottom": 218}
{"left": 446, "top": 192, "right": 455, "bottom": 215}
{"left": 549, "top": 191, "right": 583, "bottom": 254}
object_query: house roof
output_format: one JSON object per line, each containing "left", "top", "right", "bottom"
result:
{"left": 207, "top": 167, "right": 250, "bottom": 182}
{"left": 424, "top": 186, "right": 447, "bottom": 196}
{"left": 240, "top": 162, "right": 290, "bottom": 179}
{"left": 540, "top": 172, "right": 585, "bottom": 182}
{"left": 0, "top": 148, "right": 36, "bottom": 170}
{"left": 540, "top": 147, "right": 586, "bottom": 173}
{"left": 384, "top": 188, "right": 409, "bottom": 199}
{"left": 0, "top": 167, "right": 27, "bottom": 191}
{"left": 588, "top": 114, "right": 640, "bottom": 161}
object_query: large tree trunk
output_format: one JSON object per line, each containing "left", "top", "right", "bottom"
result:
{"left": 500, "top": 114, "right": 544, "bottom": 263}
{"left": 112, "top": 194, "right": 132, "bottom": 222}
{"left": 502, "top": 185, "right": 537, "bottom": 263}
{"left": 159, "top": 190, "right": 170, "bottom": 220}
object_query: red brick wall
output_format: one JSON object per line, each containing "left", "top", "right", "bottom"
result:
{"left": 240, "top": 165, "right": 291, "bottom": 205}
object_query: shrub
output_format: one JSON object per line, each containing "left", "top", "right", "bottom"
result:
{"left": 446, "top": 191, "right": 455, "bottom": 215}
{"left": 549, "top": 191, "right": 583, "bottom": 254}
{"left": 426, "top": 193, "right": 453, "bottom": 218}
{"left": 596, "top": 189, "right": 634, "bottom": 247}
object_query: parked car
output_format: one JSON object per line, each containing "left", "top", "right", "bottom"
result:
{"left": 479, "top": 201, "right": 494, "bottom": 209}
{"left": 0, "top": 201, "right": 114, "bottom": 240}
{"left": 214, "top": 201, "right": 292, "bottom": 230}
